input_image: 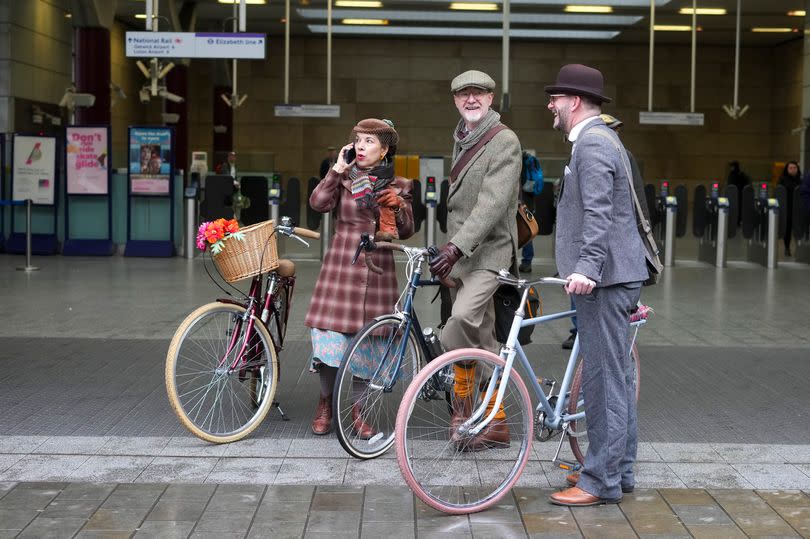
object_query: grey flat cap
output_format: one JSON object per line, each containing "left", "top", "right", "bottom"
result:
{"left": 451, "top": 70, "right": 496, "bottom": 93}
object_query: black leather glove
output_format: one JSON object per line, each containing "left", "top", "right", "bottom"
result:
{"left": 429, "top": 242, "right": 463, "bottom": 279}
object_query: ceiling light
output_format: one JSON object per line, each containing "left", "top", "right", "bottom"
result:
{"left": 335, "top": 0, "right": 383, "bottom": 6}
{"left": 217, "top": 0, "right": 267, "bottom": 4}
{"left": 678, "top": 7, "right": 726, "bottom": 15}
{"left": 309, "top": 24, "right": 619, "bottom": 39}
{"left": 751, "top": 27, "right": 797, "bottom": 33}
{"left": 341, "top": 18, "right": 389, "bottom": 24}
{"left": 654, "top": 25, "right": 700, "bottom": 31}
{"left": 564, "top": 5, "right": 613, "bottom": 13}
{"left": 65, "top": 12, "right": 72, "bottom": 18}
{"left": 135, "top": 14, "right": 146, "bottom": 19}
{"left": 450, "top": 2, "right": 499, "bottom": 10}
{"left": 787, "top": 10, "right": 805, "bottom": 16}
{"left": 298, "top": 7, "right": 640, "bottom": 24}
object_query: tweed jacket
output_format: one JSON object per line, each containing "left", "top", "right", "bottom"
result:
{"left": 447, "top": 126, "right": 522, "bottom": 279}
{"left": 304, "top": 169, "right": 414, "bottom": 333}
{"left": 555, "top": 120, "right": 648, "bottom": 287}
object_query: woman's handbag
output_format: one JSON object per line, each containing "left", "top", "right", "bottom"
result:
{"left": 516, "top": 201, "right": 539, "bottom": 248}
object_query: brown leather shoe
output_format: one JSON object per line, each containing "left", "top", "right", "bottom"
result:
{"left": 566, "top": 473, "right": 634, "bottom": 493}
{"left": 449, "top": 393, "right": 473, "bottom": 443}
{"left": 459, "top": 419, "right": 510, "bottom": 452}
{"left": 311, "top": 396, "right": 332, "bottom": 435}
{"left": 549, "top": 487, "right": 621, "bottom": 507}
{"left": 351, "top": 403, "right": 377, "bottom": 440}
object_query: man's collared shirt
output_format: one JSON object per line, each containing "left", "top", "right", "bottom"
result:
{"left": 566, "top": 115, "right": 600, "bottom": 153}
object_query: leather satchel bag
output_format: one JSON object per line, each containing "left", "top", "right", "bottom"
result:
{"left": 516, "top": 201, "right": 539, "bottom": 248}
{"left": 450, "top": 123, "right": 536, "bottom": 249}
{"left": 587, "top": 127, "right": 663, "bottom": 286}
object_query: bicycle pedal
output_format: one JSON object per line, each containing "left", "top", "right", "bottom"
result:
{"left": 553, "top": 458, "right": 581, "bottom": 472}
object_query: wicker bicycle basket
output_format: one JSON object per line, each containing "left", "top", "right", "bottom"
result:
{"left": 212, "top": 219, "right": 279, "bottom": 282}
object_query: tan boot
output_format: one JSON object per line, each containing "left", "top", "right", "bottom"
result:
{"left": 311, "top": 396, "right": 332, "bottom": 435}
{"left": 449, "top": 392, "right": 474, "bottom": 445}
{"left": 351, "top": 403, "right": 377, "bottom": 439}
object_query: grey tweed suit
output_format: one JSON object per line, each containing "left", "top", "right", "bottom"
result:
{"left": 556, "top": 118, "right": 647, "bottom": 500}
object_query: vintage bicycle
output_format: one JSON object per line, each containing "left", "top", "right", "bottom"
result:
{"left": 165, "top": 217, "right": 319, "bottom": 443}
{"left": 332, "top": 233, "right": 451, "bottom": 459}
{"left": 395, "top": 270, "right": 650, "bottom": 514}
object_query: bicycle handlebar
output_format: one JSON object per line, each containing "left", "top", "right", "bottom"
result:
{"left": 496, "top": 269, "right": 569, "bottom": 288}
{"left": 351, "top": 234, "right": 454, "bottom": 288}
{"left": 293, "top": 227, "right": 320, "bottom": 239}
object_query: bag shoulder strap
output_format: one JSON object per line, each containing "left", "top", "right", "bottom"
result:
{"left": 450, "top": 123, "right": 508, "bottom": 183}
{"left": 584, "top": 126, "right": 652, "bottom": 236}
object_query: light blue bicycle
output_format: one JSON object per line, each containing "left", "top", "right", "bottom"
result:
{"left": 395, "top": 270, "right": 649, "bottom": 514}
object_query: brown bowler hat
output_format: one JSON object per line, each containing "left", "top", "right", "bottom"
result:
{"left": 545, "top": 64, "right": 611, "bottom": 104}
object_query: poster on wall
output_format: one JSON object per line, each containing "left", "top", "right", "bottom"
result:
{"left": 128, "top": 127, "right": 173, "bottom": 195}
{"left": 66, "top": 126, "right": 110, "bottom": 195}
{"left": 12, "top": 135, "right": 57, "bottom": 205}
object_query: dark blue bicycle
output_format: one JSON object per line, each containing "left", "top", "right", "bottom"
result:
{"left": 332, "top": 233, "right": 450, "bottom": 459}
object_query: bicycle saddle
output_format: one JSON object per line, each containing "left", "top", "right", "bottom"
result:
{"left": 276, "top": 259, "right": 296, "bottom": 278}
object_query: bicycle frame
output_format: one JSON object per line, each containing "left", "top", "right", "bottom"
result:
{"left": 214, "top": 271, "right": 295, "bottom": 373}
{"left": 463, "top": 284, "right": 647, "bottom": 436}
{"left": 366, "top": 251, "right": 441, "bottom": 392}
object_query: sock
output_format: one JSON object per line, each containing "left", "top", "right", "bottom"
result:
{"left": 453, "top": 363, "right": 476, "bottom": 398}
{"left": 319, "top": 366, "right": 337, "bottom": 398}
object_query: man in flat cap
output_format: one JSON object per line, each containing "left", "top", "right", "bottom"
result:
{"left": 429, "top": 69, "right": 522, "bottom": 451}
{"left": 545, "top": 64, "right": 648, "bottom": 506}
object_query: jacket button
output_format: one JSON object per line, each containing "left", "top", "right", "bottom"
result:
{"left": 448, "top": 209, "right": 453, "bottom": 213}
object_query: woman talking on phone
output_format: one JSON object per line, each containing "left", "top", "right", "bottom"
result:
{"left": 305, "top": 118, "right": 414, "bottom": 436}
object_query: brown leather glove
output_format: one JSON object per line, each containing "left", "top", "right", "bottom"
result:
{"left": 429, "top": 242, "right": 463, "bottom": 279}
{"left": 376, "top": 188, "right": 403, "bottom": 209}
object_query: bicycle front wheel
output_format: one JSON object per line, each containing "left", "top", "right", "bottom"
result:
{"left": 395, "top": 349, "right": 533, "bottom": 514}
{"left": 567, "top": 342, "right": 641, "bottom": 464}
{"left": 165, "top": 302, "right": 279, "bottom": 443}
{"left": 334, "top": 315, "right": 421, "bottom": 459}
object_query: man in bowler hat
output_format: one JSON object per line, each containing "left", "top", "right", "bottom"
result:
{"left": 545, "top": 64, "right": 648, "bottom": 506}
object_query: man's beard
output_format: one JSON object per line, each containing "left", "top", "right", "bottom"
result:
{"left": 462, "top": 108, "right": 485, "bottom": 124}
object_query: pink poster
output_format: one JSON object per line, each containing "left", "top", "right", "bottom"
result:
{"left": 66, "top": 127, "right": 109, "bottom": 194}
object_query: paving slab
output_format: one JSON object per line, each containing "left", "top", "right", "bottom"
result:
{"left": 275, "top": 457, "right": 347, "bottom": 484}
{"left": 97, "top": 436, "right": 172, "bottom": 456}
{"left": 732, "top": 463, "right": 810, "bottom": 490}
{"left": 0, "top": 455, "right": 89, "bottom": 482}
{"left": 204, "top": 456, "right": 283, "bottom": 484}
{"left": 70, "top": 455, "right": 155, "bottom": 482}
{"left": 667, "top": 462, "right": 753, "bottom": 489}
{"left": 33, "top": 436, "right": 111, "bottom": 455}
{"left": 16, "top": 517, "right": 86, "bottom": 539}
{"left": 133, "top": 520, "right": 196, "bottom": 538}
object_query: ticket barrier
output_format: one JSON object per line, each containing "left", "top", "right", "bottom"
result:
{"left": 741, "top": 183, "right": 784, "bottom": 269}
{"left": 268, "top": 173, "right": 282, "bottom": 224}
{"left": 411, "top": 179, "right": 425, "bottom": 233}
{"left": 424, "top": 176, "right": 439, "bottom": 247}
{"left": 279, "top": 177, "right": 301, "bottom": 226}
{"left": 794, "top": 186, "right": 810, "bottom": 264}
{"left": 693, "top": 182, "right": 736, "bottom": 267}
{"left": 199, "top": 174, "right": 236, "bottom": 221}
{"left": 651, "top": 182, "right": 686, "bottom": 266}
{"left": 239, "top": 176, "right": 267, "bottom": 226}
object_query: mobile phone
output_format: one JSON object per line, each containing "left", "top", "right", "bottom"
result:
{"left": 344, "top": 145, "right": 356, "bottom": 163}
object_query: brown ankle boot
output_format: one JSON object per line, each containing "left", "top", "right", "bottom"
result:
{"left": 311, "top": 396, "right": 332, "bottom": 435}
{"left": 351, "top": 403, "right": 377, "bottom": 439}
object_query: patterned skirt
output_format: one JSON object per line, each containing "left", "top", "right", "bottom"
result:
{"left": 310, "top": 328, "right": 388, "bottom": 380}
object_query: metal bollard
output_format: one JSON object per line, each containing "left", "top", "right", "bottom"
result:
{"left": 16, "top": 199, "right": 40, "bottom": 273}
{"left": 320, "top": 212, "right": 331, "bottom": 260}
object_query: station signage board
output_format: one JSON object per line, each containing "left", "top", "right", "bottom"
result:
{"left": 639, "top": 112, "right": 705, "bottom": 126}
{"left": 126, "top": 32, "right": 266, "bottom": 59}
{"left": 274, "top": 104, "right": 341, "bottom": 118}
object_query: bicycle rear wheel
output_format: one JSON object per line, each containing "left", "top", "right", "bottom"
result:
{"left": 165, "top": 302, "right": 279, "bottom": 443}
{"left": 334, "top": 315, "right": 421, "bottom": 459}
{"left": 567, "top": 343, "right": 641, "bottom": 464}
{"left": 395, "top": 349, "right": 533, "bottom": 514}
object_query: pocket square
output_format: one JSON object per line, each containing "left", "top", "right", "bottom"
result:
{"left": 564, "top": 165, "right": 572, "bottom": 176}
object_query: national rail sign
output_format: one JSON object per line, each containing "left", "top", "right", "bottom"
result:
{"left": 126, "top": 32, "right": 266, "bottom": 59}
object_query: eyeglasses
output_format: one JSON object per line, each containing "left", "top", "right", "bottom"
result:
{"left": 454, "top": 88, "right": 490, "bottom": 100}
{"left": 548, "top": 94, "right": 568, "bottom": 104}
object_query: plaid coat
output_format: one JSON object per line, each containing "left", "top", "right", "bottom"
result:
{"left": 304, "top": 169, "right": 414, "bottom": 333}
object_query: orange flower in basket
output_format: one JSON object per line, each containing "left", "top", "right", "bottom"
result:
{"left": 224, "top": 219, "right": 239, "bottom": 234}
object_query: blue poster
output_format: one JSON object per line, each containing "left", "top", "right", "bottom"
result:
{"left": 129, "top": 127, "right": 173, "bottom": 195}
